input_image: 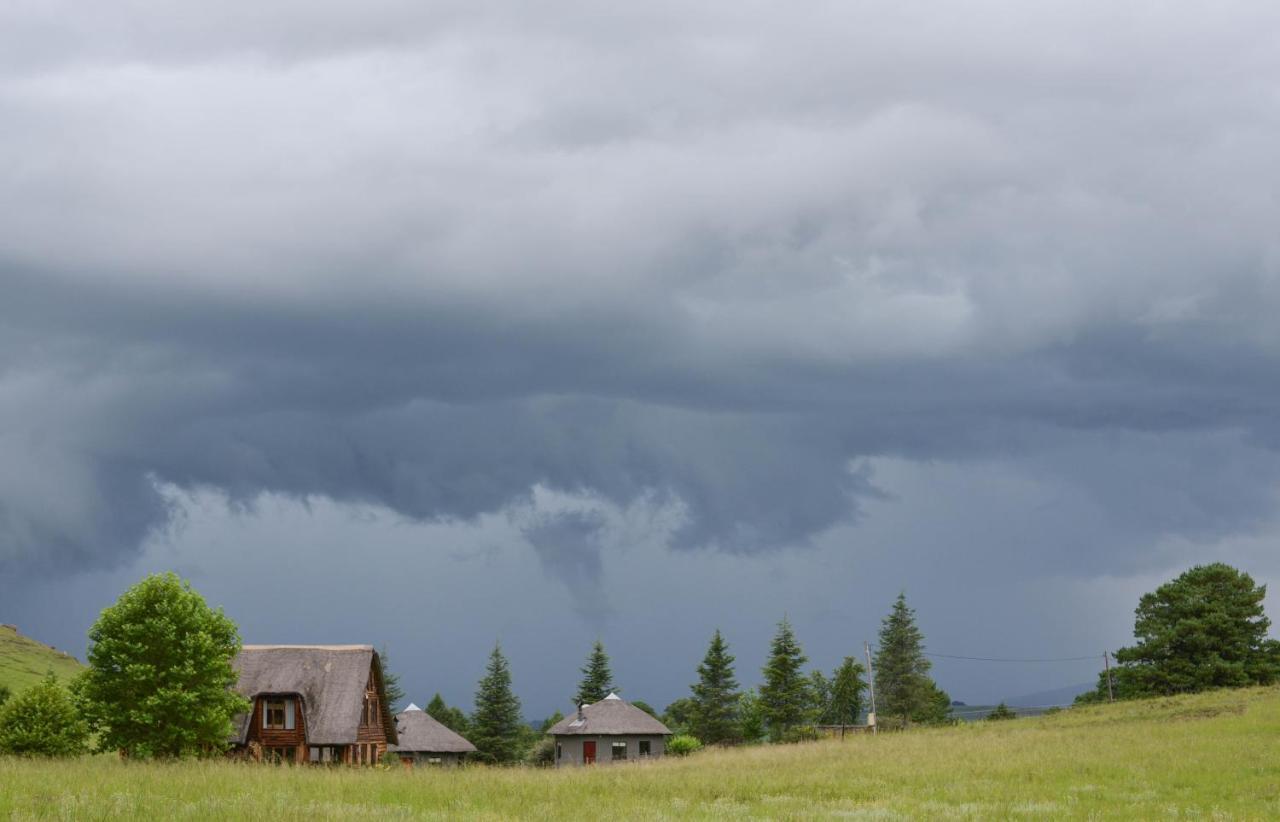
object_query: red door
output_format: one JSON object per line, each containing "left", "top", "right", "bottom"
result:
{"left": 583, "top": 740, "right": 596, "bottom": 765}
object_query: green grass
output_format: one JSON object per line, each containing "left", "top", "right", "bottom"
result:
{"left": 0, "top": 625, "right": 84, "bottom": 697}
{"left": 3, "top": 687, "right": 1279, "bottom": 819}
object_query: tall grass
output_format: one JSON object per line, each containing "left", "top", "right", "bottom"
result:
{"left": 2, "top": 687, "right": 1278, "bottom": 819}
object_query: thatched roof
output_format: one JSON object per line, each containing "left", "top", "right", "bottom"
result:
{"left": 388, "top": 705, "right": 477, "bottom": 754}
{"left": 547, "top": 693, "right": 672, "bottom": 736}
{"left": 230, "top": 645, "right": 398, "bottom": 746}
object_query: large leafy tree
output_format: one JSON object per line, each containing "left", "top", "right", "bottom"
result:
{"left": 690, "top": 629, "right": 740, "bottom": 744}
{"left": 470, "top": 643, "right": 524, "bottom": 764}
{"left": 426, "top": 692, "right": 471, "bottom": 734}
{"left": 1086, "top": 563, "right": 1280, "bottom": 700}
{"left": 874, "top": 592, "right": 933, "bottom": 728}
{"left": 0, "top": 673, "right": 88, "bottom": 757}
{"left": 575, "top": 640, "right": 615, "bottom": 705}
{"left": 74, "top": 572, "right": 249, "bottom": 757}
{"left": 827, "top": 657, "right": 867, "bottom": 729}
{"left": 759, "top": 617, "right": 811, "bottom": 740}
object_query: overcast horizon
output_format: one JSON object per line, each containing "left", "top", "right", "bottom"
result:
{"left": 3, "top": 1, "right": 1280, "bottom": 718}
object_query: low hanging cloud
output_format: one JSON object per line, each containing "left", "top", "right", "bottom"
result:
{"left": 2, "top": 1, "right": 1280, "bottom": 581}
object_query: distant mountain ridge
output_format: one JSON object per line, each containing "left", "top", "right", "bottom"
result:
{"left": 1000, "top": 682, "right": 1095, "bottom": 709}
{"left": 0, "top": 623, "right": 84, "bottom": 696}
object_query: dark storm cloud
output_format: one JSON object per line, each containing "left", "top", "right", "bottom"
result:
{"left": 2, "top": 0, "right": 1280, "bottom": 587}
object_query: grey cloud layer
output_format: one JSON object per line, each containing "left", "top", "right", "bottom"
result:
{"left": 2, "top": 2, "right": 1280, "bottom": 578}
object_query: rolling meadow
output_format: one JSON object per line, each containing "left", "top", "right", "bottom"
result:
{"left": 2, "top": 686, "right": 1277, "bottom": 820}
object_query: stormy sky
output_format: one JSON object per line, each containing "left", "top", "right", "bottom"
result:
{"left": 3, "top": 1, "right": 1280, "bottom": 716}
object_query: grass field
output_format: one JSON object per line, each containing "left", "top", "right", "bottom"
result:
{"left": 2, "top": 686, "right": 1278, "bottom": 819}
{"left": 0, "top": 625, "right": 84, "bottom": 697}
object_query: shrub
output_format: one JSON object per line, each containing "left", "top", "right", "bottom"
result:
{"left": 526, "top": 736, "right": 555, "bottom": 767}
{"left": 0, "top": 674, "right": 88, "bottom": 757}
{"left": 667, "top": 734, "right": 703, "bottom": 756}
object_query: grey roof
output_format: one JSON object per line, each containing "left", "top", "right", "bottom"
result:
{"left": 230, "top": 645, "right": 398, "bottom": 746}
{"left": 547, "top": 693, "right": 672, "bottom": 736}
{"left": 388, "top": 706, "right": 477, "bottom": 754}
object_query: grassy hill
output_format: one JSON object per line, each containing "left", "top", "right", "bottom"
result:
{"left": 0, "top": 624, "right": 84, "bottom": 697}
{"left": 2, "top": 685, "right": 1278, "bottom": 818}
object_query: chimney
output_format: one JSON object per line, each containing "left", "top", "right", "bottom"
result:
{"left": 576, "top": 702, "right": 585, "bottom": 722}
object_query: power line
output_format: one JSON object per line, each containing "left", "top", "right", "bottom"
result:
{"left": 920, "top": 652, "right": 1101, "bottom": 663}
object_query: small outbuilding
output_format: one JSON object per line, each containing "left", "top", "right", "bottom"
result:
{"left": 547, "top": 693, "right": 671, "bottom": 767}
{"left": 388, "top": 703, "right": 477, "bottom": 767}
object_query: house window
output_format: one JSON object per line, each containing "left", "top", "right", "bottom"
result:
{"left": 612, "top": 741, "right": 627, "bottom": 761}
{"left": 556, "top": 743, "right": 562, "bottom": 760}
{"left": 639, "top": 740, "right": 651, "bottom": 757}
{"left": 426, "top": 756, "right": 442, "bottom": 766}
{"left": 263, "top": 698, "right": 294, "bottom": 730}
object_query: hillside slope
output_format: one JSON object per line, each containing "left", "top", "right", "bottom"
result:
{"left": 0, "top": 624, "right": 84, "bottom": 696}
{"left": 2, "top": 685, "right": 1278, "bottom": 818}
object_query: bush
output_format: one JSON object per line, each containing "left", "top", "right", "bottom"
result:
{"left": 0, "top": 674, "right": 88, "bottom": 757}
{"left": 526, "top": 736, "right": 555, "bottom": 767}
{"left": 666, "top": 734, "right": 703, "bottom": 756}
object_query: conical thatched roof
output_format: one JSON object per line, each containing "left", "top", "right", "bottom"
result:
{"left": 389, "top": 705, "right": 477, "bottom": 754}
{"left": 547, "top": 693, "right": 672, "bottom": 736}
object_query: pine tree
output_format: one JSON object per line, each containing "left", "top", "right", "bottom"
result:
{"left": 379, "top": 646, "right": 405, "bottom": 714}
{"left": 426, "top": 692, "right": 470, "bottom": 734}
{"left": 470, "top": 643, "right": 523, "bottom": 764}
{"left": 575, "top": 639, "right": 614, "bottom": 705}
{"left": 827, "top": 657, "right": 866, "bottom": 731}
{"left": 759, "top": 617, "right": 810, "bottom": 740}
{"left": 874, "top": 592, "right": 933, "bottom": 728}
{"left": 689, "top": 629, "right": 740, "bottom": 744}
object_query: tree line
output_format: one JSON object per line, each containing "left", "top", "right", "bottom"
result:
{"left": 2, "top": 562, "right": 1278, "bottom": 760}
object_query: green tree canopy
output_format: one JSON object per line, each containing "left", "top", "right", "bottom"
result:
{"left": 690, "top": 629, "right": 740, "bottom": 744}
{"left": 1093, "top": 564, "right": 1280, "bottom": 699}
{"left": 874, "top": 592, "right": 934, "bottom": 728}
{"left": 630, "top": 700, "right": 657, "bottom": 717}
{"left": 575, "top": 640, "right": 615, "bottom": 705}
{"left": 827, "top": 657, "right": 867, "bottom": 728}
{"left": 661, "top": 696, "right": 696, "bottom": 735}
{"left": 0, "top": 684, "right": 10, "bottom": 707}
{"left": 470, "top": 643, "right": 524, "bottom": 764}
{"left": 0, "top": 673, "right": 88, "bottom": 757}
{"left": 737, "top": 688, "right": 766, "bottom": 743}
{"left": 73, "top": 572, "right": 248, "bottom": 758}
{"left": 759, "top": 617, "right": 811, "bottom": 740}
{"left": 426, "top": 692, "right": 470, "bottom": 734}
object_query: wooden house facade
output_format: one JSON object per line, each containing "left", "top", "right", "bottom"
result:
{"left": 228, "top": 645, "right": 397, "bottom": 765}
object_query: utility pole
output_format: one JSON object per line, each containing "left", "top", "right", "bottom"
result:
{"left": 864, "top": 641, "right": 878, "bottom": 735}
{"left": 1103, "top": 651, "right": 1115, "bottom": 703}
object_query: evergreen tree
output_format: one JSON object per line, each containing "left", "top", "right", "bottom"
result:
{"left": 576, "top": 640, "right": 614, "bottom": 705}
{"left": 808, "top": 670, "right": 831, "bottom": 723}
{"left": 426, "top": 692, "right": 470, "bottom": 734}
{"left": 737, "top": 689, "right": 766, "bottom": 743}
{"left": 661, "top": 697, "right": 696, "bottom": 735}
{"left": 379, "top": 646, "right": 405, "bottom": 714}
{"left": 0, "top": 673, "right": 88, "bottom": 757}
{"left": 874, "top": 592, "right": 933, "bottom": 728}
{"left": 987, "top": 702, "right": 1016, "bottom": 720}
{"left": 827, "top": 657, "right": 866, "bottom": 730}
{"left": 1084, "top": 563, "right": 1280, "bottom": 701}
{"left": 912, "top": 680, "right": 954, "bottom": 725}
{"left": 689, "top": 629, "right": 740, "bottom": 744}
{"left": 538, "top": 710, "right": 565, "bottom": 733}
{"left": 759, "top": 617, "right": 810, "bottom": 740}
{"left": 73, "top": 572, "right": 249, "bottom": 757}
{"left": 469, "top": 643, "right": 523, "bottom": 764}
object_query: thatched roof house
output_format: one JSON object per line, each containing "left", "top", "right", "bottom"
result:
{"left": 229, "top": 644, "right": 397, "bottom": 765}
{"left": 547, "top": 693, "right": 671, "bottom": 767}
{"left": 388, "top": 703, "right": 477, "bottom": 766}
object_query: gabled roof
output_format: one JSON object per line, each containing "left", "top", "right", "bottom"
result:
{"left": 229, "top": 645, "right": 397, "bottom": 746}
{"left": 547, "top": 693, "right": 672, "bottom": 736}
{"left": 389, "top": 706, "right": 477, "bottom": 754}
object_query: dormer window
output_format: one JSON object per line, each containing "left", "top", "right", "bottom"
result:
{"left": 263, "top": 697, "right": 296, "bottom": 730}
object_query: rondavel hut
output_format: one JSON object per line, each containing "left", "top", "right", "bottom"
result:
{"left": 547, "top": 692, "right": 672, "bottom": 767}
{"left": 387, "top": 703, "right": 478, "bottom": 767}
